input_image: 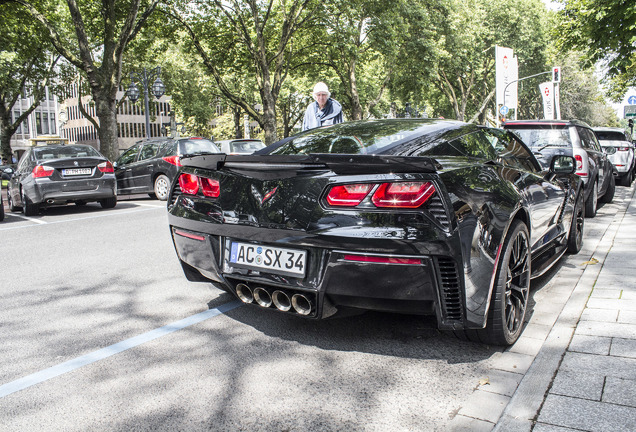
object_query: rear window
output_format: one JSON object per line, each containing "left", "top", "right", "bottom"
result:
{"left": 594, "top": 131, "right": 628, "bottom": 142}
{"left": 231, "top": 140, "right": 265, "bottom": 153}
{"left": 34, "top": 145, "right": 102, "bottom": 160}
{"left": 507, "top": 126, "right": 572, "bottom": 150}
{"left": 179, "top": 139, "right": 220, "bottom": 155}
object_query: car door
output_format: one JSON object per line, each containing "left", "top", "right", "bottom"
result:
{"left": 132, "top": 141, "right": 163, "bottom": 190}
{"left": 486, "top": 129, "right": 565, "bottom": 249}
{"left": 578, "top": 127, "right": 608, "bottom": 190}
{"left": 10, "top": 150, "right": 36, "bottom": 205}
{"left": 114, "top": 144, "right": 140, "bottom": 193}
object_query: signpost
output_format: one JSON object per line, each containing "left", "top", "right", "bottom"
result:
{"left": 625, "top": 105, "right": 636, "bottom": 118}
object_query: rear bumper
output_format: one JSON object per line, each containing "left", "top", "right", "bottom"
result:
{"left": 32, "top": 177, "right": 116, "bottom": 204}
{"left": 169, "top": 219, "right": 468, "bottom": 330}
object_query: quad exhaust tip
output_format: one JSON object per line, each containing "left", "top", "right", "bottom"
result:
{"left": 236, "top": 283, "right": 254, "bottom": 304}
{"left": 292, "top": 294, "right": 312, "bottom": 316}
{"left": 272, "top": 290, "right": 292, "bottom": 312}
{"left": 253, "top": 287, "right": 273, "bottom": 308}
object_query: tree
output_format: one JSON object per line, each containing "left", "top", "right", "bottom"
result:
{"left": 0, "top": 0, "right": 161, "bottom": 160}
{"left": 0, "top": 9, "right": 60, "bottom": 162}
{"left": 168, "top": 0, "right": 317, "bottom": 145}
{"left": 556, "top": 0, "right": 636, "bottom": 99}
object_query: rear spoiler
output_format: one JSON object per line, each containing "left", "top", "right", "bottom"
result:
{"left": 181, "top": 153, "right": 440, "bottom": 176}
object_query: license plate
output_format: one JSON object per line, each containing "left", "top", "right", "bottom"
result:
{"left": 229, "top": 242, "right": 306, "bottom": 277}
{"left": 62, "top": 168, "right": 92, "bottom": 176}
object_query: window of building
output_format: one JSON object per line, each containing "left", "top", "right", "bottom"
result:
{"left": 42, "top": 112, "right": 49, "bottom": 134}
{"left": 36, "top": 112, "right": 42, "bottom": 134}
{"left": 50, "top": 113, "right": 56, "bottom": 134}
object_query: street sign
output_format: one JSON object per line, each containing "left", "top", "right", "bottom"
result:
{"left": 500, "top": 105, "right": 509, "bottom": 116}
{"left": 625, "top": 105, "right": 636, "bottom": 118}
{"left": 628, "top": 95, "right": 636, "bottom": 105}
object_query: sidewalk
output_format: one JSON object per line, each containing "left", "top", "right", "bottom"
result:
{"left": 494, "top": 185, "right": 636, "bottom": 431}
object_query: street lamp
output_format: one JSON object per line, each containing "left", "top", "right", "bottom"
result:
{"left": 126, "top": 66, "right": 165, "bottom": 139}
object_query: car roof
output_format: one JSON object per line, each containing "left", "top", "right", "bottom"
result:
{"left": 504, "top": 119, "right": 592, "bottom": 128}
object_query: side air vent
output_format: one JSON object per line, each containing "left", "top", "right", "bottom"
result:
{"left": 169, "top": 182, "right": 182, "bottom": 208}
{"left": 436, "top": 257, "right": 462, "bottom": 322}
{"left": 428, "top": 195, "right": 450, "bottom": 229}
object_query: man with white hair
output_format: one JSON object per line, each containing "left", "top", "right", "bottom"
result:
{"left": 301, "top": 82, "right": 344, "bottom": 131}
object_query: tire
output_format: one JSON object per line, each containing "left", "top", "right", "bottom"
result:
{"left": 75, "top": 200, "right": 87, "bottom": 206}
{"left": 620, "top": 173, "right": 631, "bottom": 187}
{"left": 601, "top": 173, "right": 615, "bottom": 203}
{"left": 21, "top": 189, "right": 39, "bottom": 216}
{"left": 7, "top": 186, "right": 20, "bottom": 212}
{"left": 153, "top": 174, "right": 170, "bottom": 201}
{"left": 567, "top": 191, "right": 584, "bottom": 253}
{"left": 100, "top": 196, "right": 117, "bottom": 209}
{"left": 584, "top": 179, "right": 598, "bottom": 218}
{"left": 0, "top": 197, "right": 4, "bottom": 221}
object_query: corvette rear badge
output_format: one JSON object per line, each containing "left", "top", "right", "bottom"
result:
{"left": 261, "top": 186, "right": 278, "bottom": 204}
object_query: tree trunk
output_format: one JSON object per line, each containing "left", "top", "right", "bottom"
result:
{"left": 232, "top": 107, "right": 243, "bottom": 139}
{"left": 0, "top": 114, "right": 15, "bottom": 163}
{"left": 95, "top": 97, "right": 119, "bottom": 161}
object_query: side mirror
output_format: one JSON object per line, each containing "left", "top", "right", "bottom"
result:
{"left": 550, "top": 155, "right": 575, "bottom": 175}
{"left": 112, "top": 161, "right": 118, "bottom": 169}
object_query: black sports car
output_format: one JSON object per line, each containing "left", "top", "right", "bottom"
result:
{"left": 167, "top": 119, "right": 584, "bottom": 346}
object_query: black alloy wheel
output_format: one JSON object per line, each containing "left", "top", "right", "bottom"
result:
{"left": 481, "top": 221, "right": 530, "bottom": 346}
{"left": 567, "top": 192, "right": 585, "bottom": 253}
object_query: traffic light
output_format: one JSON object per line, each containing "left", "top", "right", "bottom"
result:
{"left": 629, "top": 119, "right": 634, "bottom": 129}
{"left": 552, "top": 67, "right": 561, "bottom": 83}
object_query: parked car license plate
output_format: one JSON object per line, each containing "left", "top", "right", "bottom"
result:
{"left": 229, "top": 242, "right": 306, "bottom": 277}
{"left": 62, "top": 168, "right": 92, "bottom": 176}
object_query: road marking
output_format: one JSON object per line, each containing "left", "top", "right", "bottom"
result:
{"left": 0, "top": 300, "right": 242, "bottom": 398}
{"left": 5, "top": 213, "right": 48, "bottom": 224}
{"left": 0, "top": 206, "right": 162, "bottom": 231}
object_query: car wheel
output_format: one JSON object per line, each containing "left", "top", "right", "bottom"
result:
{"left": 21, "top": 189, "right": 39, "bottom": 216}
{"left": 620, "top": 173, "right": 631, "bottom": 187}
{"left": 567, "top": 191, "right": 585, "bottom": 253}
{"left": 479, "top": 221, "right": 530, "bottom": 346}
{"left": 153, "top": 174, "right": 170, "bottom": 201}
{"left": 601, "top": 173, "right": 615, "bottom": 203}
{"left": 100, "top": 196, "right": 117, "bottom": 209}
{"left": 0, "top": 197, "right": 4, "bottom": 221}
{"left": 584, "top": 179, "right": 598, "bottom": 218}
{"left": 7, "top": 187, "right": 20, "bottom": 212}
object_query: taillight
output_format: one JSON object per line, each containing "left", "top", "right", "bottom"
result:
{"left": 326, "top": 183, "right": 373, "bottom": 206}
{"left": 574, "top": 155, "right": 586, "bottom": 176}
{"left": 372, "top": 181, "right": 436, "bottom": 208}
{"left": 618, "top": 147, "right": 630, "bottom": 152}
{"left": 343, "top": 254, "right": 422, "bottom": 265}
{"left": 163, "top": 155, "right": 182, "bottom": 166}
{"left": 201, "top": 178, "right": 220, "bottom": 198}
{"left": 32, "top": 165, "right": 54, "bottom": 178}
{"left": 178, "top": 173, "right": 200, "bottom": 195}
{"left": 97, "top": 161, "right": 114, "bottom": 173}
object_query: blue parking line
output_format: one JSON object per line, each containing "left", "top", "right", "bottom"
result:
{"left": 0, "top": 300, "right": 241, "bottom": 398}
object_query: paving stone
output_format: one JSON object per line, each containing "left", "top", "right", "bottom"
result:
{"left": 520, "top": 322, "right": 551, "bottom": 341}
{"left": 509, "top": 335, "right": 544, "bottom": 356}
{"left": 476, "top": 369, "right": 523, "bottom": 397}
{"left": 587, "top": 298, "right": 636, "bottom": 311}
{"left": 560, "top": 351, "right": 636, "bottom": 381}
{"left": 610, "top": 337, "right": 636, "bottom": 359}
{"left": 448, "top": 414, "right": 494, "bottom": 432}
{"left": 590, "top": 288, "right": 622, "bottom": 299}
{"left": 618, "top": 310, "right": 636, "bottom": 324}
{"left": 457, "top": 389, "right": 510, "bottom": 424}
{"left": 528, "top": 311, "right": 559, "bottom": 328}
{"left": 602, "top": 376, "right": 636, "bottom": 408}
{"left": 488, "top": 351, "right": 535, "bottom": 375}
{"left": 549, "top": 369, "right": 604, "bottom": 401}
{"left": 538, "top": 394, "right": 636, "bottom": 431}
{"left": 568, "top": 334, "right": 612, "bottom": 355}
{"left": 622, "top": 290, "right": 636, "bottom": 300}
{"left": 580, "top": 308, "right": 619, "bottom": 323}
{"left": 576, "top": 321, "right": 636, "bottom": 339}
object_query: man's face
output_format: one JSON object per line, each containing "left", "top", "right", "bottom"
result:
{"left": 314, "top": 92, "right": 328, "bottom": 106}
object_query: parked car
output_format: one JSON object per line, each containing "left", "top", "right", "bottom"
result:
{"left": 0, "top": 189, "right": 4, "bottom": 221}
{"left": 504, "top": 119, "right": 615, "bottom": 218}
{"left": 592, "top": 127, "right": 635, "bottom": 186}
{"left": 167, "top": 119, "right": 584, "bottom": 346}
{"left": 1, "top": 163, "right": 15, "bottom": 180}
{"left": 7, "top": 144, "right": 117, "bottom": 216}
{"left": 216, "top": 138, "right": 266, "bottom": 155}
{"left": 114, "top": 137, "right": 220, "bottom": 201}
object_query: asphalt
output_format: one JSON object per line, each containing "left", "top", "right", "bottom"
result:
{"left": 450, "top": 183, "right": 636, "bottom": 432}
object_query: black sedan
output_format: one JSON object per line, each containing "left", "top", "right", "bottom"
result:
{"left": 114, "top": 137, "right": 220, "bottom": 201}
{"left": 7, "top": 144, "right": 117, "bottom": 216}
{"left": 166, "top": 119, "right": 584, "bottom": 346}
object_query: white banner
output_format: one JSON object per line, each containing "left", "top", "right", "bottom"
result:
{"left": 554, "top": 83, "right": 561, "bottom": 119}
{"left": 496, "top": 46, "right": 517, "bottom": 107}
{"left": 539, "top": 82, "right": 554, "bottom": 120}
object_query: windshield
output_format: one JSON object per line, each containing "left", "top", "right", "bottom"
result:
{"left": 231, "top": 140, "right": 265, "bottom": 153}
{"left": 267, "top": 120, "right": 435, "bottom": 155}
{"left": 180, "top": 139, "right": 220, "bottom": 155}
{"left": 595, "top": 131, "right": 629, "bottom": 142}
{"left": 34, "top": 145, "right": 102, "bottom": 160}
{"left": 508, "top": 127, "right": 572, "bottom": 150}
